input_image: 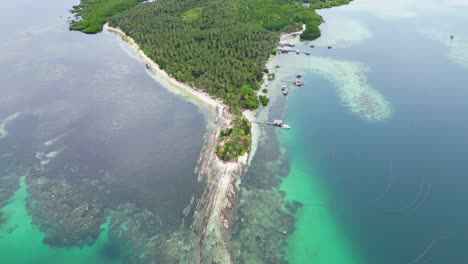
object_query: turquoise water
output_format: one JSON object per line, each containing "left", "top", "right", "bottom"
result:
{"left": 0, "top": 177, "right": 122, "bottom": 264}
{"left": 0, "top": 0, "right": 206, "bottom": 262}
{"left": 277, "top": 1, "right": 468, "bottom": 263}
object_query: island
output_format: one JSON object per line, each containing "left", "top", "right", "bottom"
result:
{"left": 69, "top": 0, "right": 352, "bottom": 262}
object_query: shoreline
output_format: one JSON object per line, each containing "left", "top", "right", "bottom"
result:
{"left": 280, "top": 24, "right": 306, "bottom": 39}
{"left": 104, "top": 22, "right": 264, "bottom": 168}
{"left": 103, "top": 22, "right": 302, "bottom": 167}
{"left": 104, "top": 23, "right": 222, "bottom": 112}
{"left": 104, "top": 22, "right": 258, "bottom": 263}
{"left": 104, "top": 21, "right": 307, "bottom": 263}
{"left": 244, "top": 25, "right": 306, "bottom": 165}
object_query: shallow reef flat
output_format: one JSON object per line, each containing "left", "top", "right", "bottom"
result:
{"left": 279, "top": 54, "right": 392, "bottom": 121}
{"left": 0, "top": 176, "right": 121, "bottom": 264}
{"left": 308, "top": 57, "right": 392, "bottom": 121}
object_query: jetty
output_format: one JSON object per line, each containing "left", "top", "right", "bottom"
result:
{"left": 277, "top": 45, "right": 337, "bottom": 56}
{"left": 253, "top": 120, "right": 291, "bottom": 129}
{"left": 280, "top": 42, "right": 295, "bottom": 47}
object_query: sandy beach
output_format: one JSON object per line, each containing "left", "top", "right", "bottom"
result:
{"left": 104, "top": 23, "right": 270, "bottom": 168}
{"left": 104, "top": 22, "right": 293, "bottom": 262}
{"left": 104, "top": 23, "right": 222, "bottom": 112}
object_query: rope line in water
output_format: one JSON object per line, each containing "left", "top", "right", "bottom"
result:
{"left": 406, "top": 228, "right": 468, "bottom": 264}
{"left": 408, "top": 239, "right": 437, "bottom": 264}
{"left": 384, "top": 175, "right": 431, "bottom": 214}
{"left": 372, "top": 161, "right": 393, "bottom": 203}
{"left": 404, "top": 183, "right": 432, "bottom": 215}
{"left": 402, "top": 175, "right": 427, "bottom": 210}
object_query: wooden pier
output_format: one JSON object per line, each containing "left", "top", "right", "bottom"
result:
{"left": 252, "top": 120, "right": 291, "bottom": 129}
{"left": 276, "top": 45, "right": 333, "bottom": 55}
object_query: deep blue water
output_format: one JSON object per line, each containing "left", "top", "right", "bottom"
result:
{"left": 276, "top": 1, "right": 468, "bottom": 263}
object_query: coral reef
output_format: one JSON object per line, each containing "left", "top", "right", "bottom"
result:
{"left": 231, "top": 115, "right": 298, "bottom": 263}
{"left": 26, "top": 176, "right": 106, "bottom": 247}
{"left": 107, "top": 203, "right": 197, "bottom": 264}
{"left": 232, "top": 188, "right": 299, "bottom": 264}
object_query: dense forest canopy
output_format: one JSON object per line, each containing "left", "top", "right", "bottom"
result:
{"left": 71, "top": 0, "right": 351, "bottom": 111}
{"left": 109, "top": 0, "right": 279, "bottom": 111}
{"left": 70, "top": 0, "right": 351, "bottom": 160}
{"left": 69, "top": 0, "right": 143, "bottom": 33}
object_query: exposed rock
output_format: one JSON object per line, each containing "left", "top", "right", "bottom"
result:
{"left": 193, "top": 106, "right": 242, "bottom": 264}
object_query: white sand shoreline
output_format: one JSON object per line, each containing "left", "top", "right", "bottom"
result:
{"left": 104, "top": 23, "right": 262, "bottom": 166}
{"left": 104, "top": 21, "right": 301, "bottom": 263}
{"left": 104, "top": 23, "right": 222, "bottom": 111}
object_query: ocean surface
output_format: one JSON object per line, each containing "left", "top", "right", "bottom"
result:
{"left": 263, "top": 0, "right": 468, "bottom": 263}
{"left": 0, "top": 0, "right": 206, "bottom": 263}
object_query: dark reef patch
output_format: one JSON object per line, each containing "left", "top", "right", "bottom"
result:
{"left": 99, "top": 240, "right": 125, "bottom": 260}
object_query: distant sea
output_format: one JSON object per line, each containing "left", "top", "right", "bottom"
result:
{"left": 250, "top": 0, "right": 468, "bottom": 263}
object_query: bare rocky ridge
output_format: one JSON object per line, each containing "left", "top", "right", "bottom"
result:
{"left": 193, "top": 106, "right": 245, "bottom": 264}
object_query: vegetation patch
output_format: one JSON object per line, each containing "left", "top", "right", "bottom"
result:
{"left": 182, "top": 7, "right": 204, "bottom": 22}
{"left": 69, "top": 0, "right": 141, "bottom": 34}
{"left": 259, "top": 95, "right": 269, "bottom": 106}
{"left": 216, "top": 117, "right": 251, "bottom": 162}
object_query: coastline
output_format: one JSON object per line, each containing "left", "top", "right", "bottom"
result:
{"left": 104, "top": 23, "right": 222, "bottom": 112}
{"left": 105, "top": 23, "right": 257, "bottom": 263}
{"left": 104, "top": 21, "right": 307, "bottom": 264}
{"left": 103, "top": 22, "right": 304, "bottom": 167}
{"left": 246, "top": 25, "right": 306, "bottom": 163}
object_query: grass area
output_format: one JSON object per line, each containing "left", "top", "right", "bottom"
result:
{"left": 182, "top": 7, "right": 204, "bottom": 22}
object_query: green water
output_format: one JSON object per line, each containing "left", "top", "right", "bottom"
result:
{"left": 0, "top": 176, "right": 122, "bottom": 264}
{"left": 276, "top": 0, "right": 468, "bottom": 263}
{"left": 280, "top": 147, "right": 361, "bottom": 264}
